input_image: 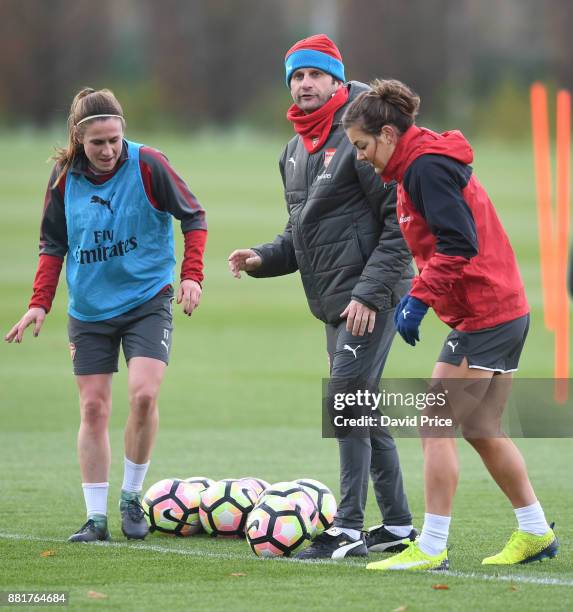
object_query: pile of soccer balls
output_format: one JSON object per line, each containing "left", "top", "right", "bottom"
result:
{"left": 142, "top": 476, "right": 337, "bottom": 557}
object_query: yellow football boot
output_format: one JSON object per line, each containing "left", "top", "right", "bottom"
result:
{"left": 482, "top": 524, "right": 558, "bottom": 565}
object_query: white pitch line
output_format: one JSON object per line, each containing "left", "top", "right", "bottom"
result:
{"left": 444, "top": 570, "right": 573, "bottom": 588}
{"left": 0, "top": 532, "right": 247, "bottom": 561}
{"left": 1, "top": 532, "right": 572, "bottom": 587}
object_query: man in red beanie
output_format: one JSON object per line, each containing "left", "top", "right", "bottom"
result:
{"left": 229, "top": 34, "right": 415, "bottom": 559}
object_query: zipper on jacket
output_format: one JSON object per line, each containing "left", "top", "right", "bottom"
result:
{"left": 297, "top": 148, "right": 326, "bottom": 321}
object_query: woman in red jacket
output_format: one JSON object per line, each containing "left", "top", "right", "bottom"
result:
{"left": 342, "top": 79, "right": 558, "bottom": 571}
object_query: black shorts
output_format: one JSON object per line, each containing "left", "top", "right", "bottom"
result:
{"left": 437, "top": 314, "right": 530, "bottom": 373}
{"left": 67, "top": 288, "right": 174, "bottom": 376}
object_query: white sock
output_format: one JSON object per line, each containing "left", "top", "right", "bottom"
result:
{"left": 121, "top": 457, "right": 150, "bottom": 493}
{"left": 82, "top": 482, "right": 109, "bottom": 519}
{"left": 514, "top": 501, "right": 550, "bottom": 536}
{"left": 418, "top": 513, "right": 451, "bottom": 556}
{"left": 384, "top": 524, "right": 414, "bottom": 538}
{"left": 339, "top": 527, "right": 361, "bottom": 540}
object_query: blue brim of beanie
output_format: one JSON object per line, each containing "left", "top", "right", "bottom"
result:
{"left": 285, "top": 49, "right": 345, "bottom": 86}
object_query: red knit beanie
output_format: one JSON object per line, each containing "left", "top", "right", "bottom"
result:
{"left": 284, "top": 34, "right": 345, "bottom": 86}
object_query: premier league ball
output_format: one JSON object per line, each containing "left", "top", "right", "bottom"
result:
{"left": 184, "top": 476, "right": 215, "bottom": 492}
{"left": 184, "top": 476, "right": 215, "bottom": 491}
{"left": 246, "top": 496, "right": 312, "bottom": 557}
{"left": 239, "top": 477, "right": 270, "bottom": 500}
{"left": 295, "top": 478, "right": 337, "bottom": 535}
{"left": 259, "top": 481, "right": 319, "bottom": 536}
{"left": 142, "top": 478, "right": 202, "bottom": 536}
{"left": 181, "top": 476, "right": 215, "bottom": 534}
{"left": 199, "top": 479, "right": 257, "bottom": 537}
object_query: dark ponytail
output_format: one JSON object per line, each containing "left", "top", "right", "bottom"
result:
{"left": 342, "top": 78, "right": 420, "bottom": 136}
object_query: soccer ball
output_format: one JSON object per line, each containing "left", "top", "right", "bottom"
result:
{"left": 142, "top": 478, "right": 202, "bottom": 536}
{"left": 239, "top": 477, "right": 270, "bottom": 500}
{"left": 181, "top": 476, "right": 215, "bottom": 534}
{"left": 295, "top": 478, "right": 337, "bottom": 535}
{"left": 199, "top": 479, "right": 257, "bottom": 537}
{"left": 246, "top": 496, "right": 312, "bottom": 557}
{"left": 259, "top": 481, "right": 319, "bottom": 536}
{"left": 184, "top": 476, "right": 215, "bottom": 491}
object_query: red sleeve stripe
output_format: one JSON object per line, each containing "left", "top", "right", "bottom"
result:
{"left": 139, "top": 146, "right": 204, "bottom": 215}
{"left": 139, "top": 158, "right": 159, "bottom": 209}
{"left": 28, "top": 254, "right": 64, "bottom": 313}
{"left": 181, "top": 229, "right": 207, "bottom": 283}
{"left": 42, "top": 168, "right": 65, "bottom": 214}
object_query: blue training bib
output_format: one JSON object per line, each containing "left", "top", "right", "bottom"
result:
{"left": 65, "top": 140, "right": 175, "bottom": 321}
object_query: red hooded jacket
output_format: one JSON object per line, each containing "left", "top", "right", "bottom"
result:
{"left": 382, "top": 125, "right": 529, "bottom": 331}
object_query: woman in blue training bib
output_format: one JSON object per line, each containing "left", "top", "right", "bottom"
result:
{"left": 5, "top": 88, "right": 208, "bottom": 542}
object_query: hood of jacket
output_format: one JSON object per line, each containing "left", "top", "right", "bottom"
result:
{"left": 382, "top": 125, "right": 474, "bottom": 183}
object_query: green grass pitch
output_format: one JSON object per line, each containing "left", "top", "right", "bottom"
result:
{"left": 0, "top": 131, "right": 571, "bottom": 610}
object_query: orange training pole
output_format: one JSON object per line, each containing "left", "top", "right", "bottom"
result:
{"left": 530, "top": 83, "right": 557, "bottom": 330}
{"left": 555, "top": 90, "right": 571, "bottom": 401}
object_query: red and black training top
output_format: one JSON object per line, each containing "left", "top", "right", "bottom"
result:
{"left": 382, "top": 125, "right": 529, "bottom": 331}
{"left": 30, "top": 141, "right": 207, "bottom": 313}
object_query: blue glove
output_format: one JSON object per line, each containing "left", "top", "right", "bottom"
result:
{"left": 393, "top": 293, "right": 410, "bottom": 328}
{"left": 395, "top": 294, "right": 429, "bottom": 346}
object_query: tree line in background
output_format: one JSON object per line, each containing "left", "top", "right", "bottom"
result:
{"left": 1, "top": 0, "right": 572, "bottom": 139}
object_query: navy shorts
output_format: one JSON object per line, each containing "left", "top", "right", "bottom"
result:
{"left": 437, "top": 314, "right": 530, "bottom": 374}
{"left": 67, "top": 288, "right": 174, "bottom": 376}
